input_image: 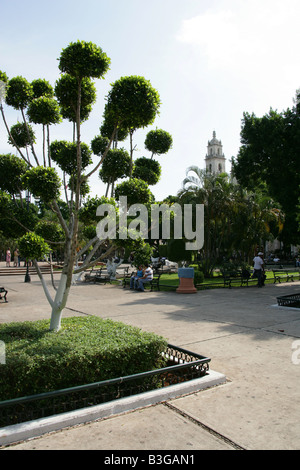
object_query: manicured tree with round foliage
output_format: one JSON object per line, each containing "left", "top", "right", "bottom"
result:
{"left": 27, "top": 96, "right": 62, "bottom": 165}
{"left": 105, "top": 76, "right": 161, "bottom": 176}
{"left": 21, "top": 166, "right": 61, "bottom": 203}
{"left": 115, "top": 178, "right": 154, "bottom": 206}
{"left": 55, "top": 74, "right": 97, "bottom": 125}
{"left": 99, "top": 148, "right": 131, "bottom": 197}
{"left": 0, "top": 43, "right": 165, "bottom": 332}
{"left": 8, "top": 122, "right": 36, "bottom": 150}
{"left": 145, "top": 128, "right": 173, "bottom": 158}
{"left": 50, "top": 140, "right": 92, "bottom": 175}
{"left": 58, "top": 41, "right": 110, "bottom": 210}
{"left": 0, "top": 153, "right": 28, "bottom": 196}
{"left": 100, "top": 103, "right": 129, "bottom": 147}
{"left": 132, "top": 156, "right": 161, "bottom": 185}
{"left": 18, "top": 232, "right": 51, "bottom": 261}
{"left": 5, "top": 76, "right": 33, "bottom": 110}
{"left": 31, "top": 79, "right": 54, "bottom": 99}
{"left": 5, "top": 76, "right": 38, "bottom": 164}
{"left": 91, "top": 134, "right": 110, "bottom": 156}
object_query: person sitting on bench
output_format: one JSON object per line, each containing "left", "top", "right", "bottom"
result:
{"left": 136, "top": 263, "right": 153, "bottom": 292}
{"left": 130, "top": 265, "right": 144, "bottom": 289}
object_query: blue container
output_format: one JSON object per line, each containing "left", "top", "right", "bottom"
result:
{"left": 178, "top": 267, "right": 194, "bottom": 279}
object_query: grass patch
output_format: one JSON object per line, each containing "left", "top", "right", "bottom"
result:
{"left": 0, "top": 316, "right": 168, "bottom": 401}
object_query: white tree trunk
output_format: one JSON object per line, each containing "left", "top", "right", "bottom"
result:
{"left": 49, "top": 273, "right": 70, "bottom": 331}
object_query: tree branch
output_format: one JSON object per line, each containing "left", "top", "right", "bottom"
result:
{"left": 0, "top": 104, "right": 31, "bottom": 165}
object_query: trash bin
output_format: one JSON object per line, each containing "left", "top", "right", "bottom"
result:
{"left": 176, "top": 267, "right": 197, "bottom": 294}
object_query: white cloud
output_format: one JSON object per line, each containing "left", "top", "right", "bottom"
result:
{"left": 177, "top": 0, "right": 300, "bottom": 76}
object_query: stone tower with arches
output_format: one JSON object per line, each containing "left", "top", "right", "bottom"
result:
{"left": 205, "top": 131, "right": 226, "bottom": 174}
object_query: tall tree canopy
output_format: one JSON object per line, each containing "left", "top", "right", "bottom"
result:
{"left": 0, "top": 40, "right": 163, "bottom": 331}
{"left": 232, "top": 99, "right": 300, "bottom": 245}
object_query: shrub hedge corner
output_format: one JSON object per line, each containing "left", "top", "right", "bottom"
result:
{"left": 0, "top": 316, "right": 168, "bottom": 401}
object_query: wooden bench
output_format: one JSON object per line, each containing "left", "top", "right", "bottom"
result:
{"left": 0, "top": 287, "right": 8, "bottom": 302}
{"left": 272, "top": 270, "right": 298, "bottom": 284}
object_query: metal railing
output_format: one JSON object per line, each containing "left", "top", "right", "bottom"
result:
{"left": 277, "top": 293, "right": 300, "bottom": 307}
{"left": 0, "top": 344, "right": 210, "bottom": 428}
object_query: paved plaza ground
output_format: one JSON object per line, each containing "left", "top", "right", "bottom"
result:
{"left": 1, "top": 264, "right": 300, "bottom": 450}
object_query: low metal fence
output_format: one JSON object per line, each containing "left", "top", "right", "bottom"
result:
{"left": 277, "top": 293, "right": 300, "bottom": 308}
{"left": 0, "top": 344, "right": 210, "bottom": 428}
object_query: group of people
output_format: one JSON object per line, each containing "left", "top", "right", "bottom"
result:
{"left": 5, "top": 248, "right": 20, "bottom": 267}
{"left": 130, "top": 263, "right": 153, "bottom": 292}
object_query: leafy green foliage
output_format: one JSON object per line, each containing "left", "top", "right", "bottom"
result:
{"left": 79, "top": 196, "right": 117, "bottom": 225}
{"left": 100, "top": 104, "right": 128, "bottom": 141}
{"left": 34, "top": 220, "right": 65, "bottom": 245}
{"left": 5, "top": 76, "right": 33, "bottom": 109}
{"left": 233, "top": 105, "right": 300, "bottom": 244}
{"left": 58, "top": 40, "right": 110, "bottom": 80}
{"left": 27, "top": 96, "right": 62, "bottom": 125}
{"left": 31, "top": 79, "right": 54, "bottom": 99}
{"left": 0, "top": 192, "right": 39, "bottom": 237}
{"left": 115, "top": 178, "right": 154, "bottom": 205}
{"left": 55, "top": 74, "right": 97, "bottom": 123}
{"left": 132, "top": 157, "right": 161, "bottom": 185}
{"left": 0, "top": 70, "right": 9, "bottom": 83}
{"left": 22, "top": 166, "right": 61, "bottom": 203}
{"left": 50, "top": 140, "right": 92, "bottom": 174}
{"left": 18, "top": 231, "right": 51, "bottom": 261}
{"left": 166, "top": 238, "right": 192, "bottom": 263}
{"left": 106, "top": 76, "right": 160, "bottom": 130}
{"left": 0, "top": 153, "right": 28, "bottom": 194}
{"left": 68, "top": 174, "right": 90, "bottom": 197}
{"left": 8, "top": 122, "right": 35, "bottom": 148}
{"left": 91, "top": 134, "right": 110, "bottom": 155}
{"left": 130, "top": 240, "right": 154, "bottom": 268}
{"left": 145, "top": 128, "right": 173, "bottom": 156}
{"left": 0, "top": 316, "right": 168, "bottom": 400}
{"left": 99, "top": 148, "right": 131, "bottom": 183}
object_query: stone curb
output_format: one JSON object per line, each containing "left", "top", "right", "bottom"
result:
{"left": 0, "top": 370, "right": 226, "bottom": 447}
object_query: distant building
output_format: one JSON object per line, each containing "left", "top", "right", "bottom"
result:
{"left": 205, "top": 131, "right": 226, "bottom": 174}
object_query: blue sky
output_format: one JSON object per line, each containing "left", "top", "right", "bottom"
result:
{"left": 1, "top": 0, "right": 300, "bottom": 201}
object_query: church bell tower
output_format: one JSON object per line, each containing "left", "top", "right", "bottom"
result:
{"left": 205, "top": 131, "right": 226, "bottom": 174}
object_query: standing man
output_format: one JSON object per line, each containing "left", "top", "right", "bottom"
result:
{"left": 253, "top": 252, "right": 264, "bottom": 287}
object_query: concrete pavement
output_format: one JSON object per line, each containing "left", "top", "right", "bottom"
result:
{"left": 0, "top": 266, "right": 300, "bottom": 450}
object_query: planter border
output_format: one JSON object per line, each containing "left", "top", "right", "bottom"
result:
{"left": 0, "top": 344, "right": 210, "bottom": 429}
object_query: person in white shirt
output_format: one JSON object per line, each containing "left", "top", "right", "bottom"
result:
{"left": 137, "top": 263, "right": 153, "bottom": 291}
{"left": 253, "top": 252, "right": 264, "bottom": 287}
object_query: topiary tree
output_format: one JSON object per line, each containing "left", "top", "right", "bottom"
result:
{"left": 99, "top": 148, "right": 131, "bottom": 196}
{"left": 132, "top": 156, "right": 161, "bottom": 185}
{"left": 8, "top": 122, "right": 35, "bottom": 150}
{"left": 27, "top": 96, "right": 62, "bottom": 165}
{"left": 105, "top": 75, "right": 161, "bottom": 176}
{"left": 55, "top": 74, "right": 97, "bottom": 129}
{"left": 115, "top": 178, "right": 155, "bottom": 206}
{"left": 0, "top": 41, "right": 163, "bottom": 331}
{"left": 144, "top": 128, "right": 173, "bottom": 158}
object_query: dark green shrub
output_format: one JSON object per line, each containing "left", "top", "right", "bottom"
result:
{"left": 0, "top": 316, "right": 168, "bottom": 400}
{"left": 194, "top": 270, "right": 204, "bottom": 285}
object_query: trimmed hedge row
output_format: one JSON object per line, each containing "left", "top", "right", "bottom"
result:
{"left": 0, "top": 316, "right": 168, "bottom": 401}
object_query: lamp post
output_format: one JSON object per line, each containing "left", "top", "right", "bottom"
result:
{"left": 24, "top": 260, "right": 31, "bottom": 283}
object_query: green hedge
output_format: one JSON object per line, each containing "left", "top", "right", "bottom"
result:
{"left": 0, "top": 316, "right": 168, "bottom": 401}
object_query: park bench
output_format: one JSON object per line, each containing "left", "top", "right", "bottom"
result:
{"left": 123, "top": 273, "right": 161, "bottom": 291}
{"left": 272, "top": 269, "right": 299, "bottom": 284}
{"left": 0, "top": 287, "right": 8, "bottom": 302}
{"left": 84, "top": 268, "right": 111, "bottom": 284}
{"left": 220, "top": 269, "right": 257, "bottom": 288}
